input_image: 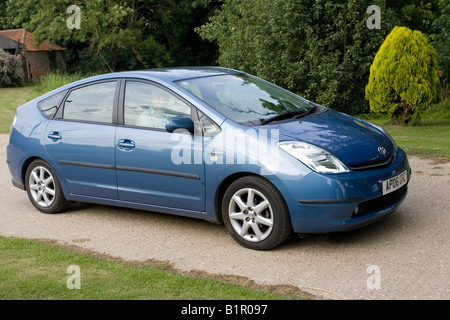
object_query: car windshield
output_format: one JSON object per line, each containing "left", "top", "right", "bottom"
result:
{"left": 176, "top": 74, "right": 313, "bottom": 125}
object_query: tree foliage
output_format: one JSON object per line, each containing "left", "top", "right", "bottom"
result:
{"left": 197, "top": 0, "right": 446, "bottom": 115}
{"left": 1, "top": 0, "right": 220, "bottom": 72}
{"left": 383, "top": 0, "right": 440, "bottom": 35}
{"left": 0, "top": 0, "right": 447, "bottom": 110}
{"left": 430, "top": 0, "right": 450, "bottom": 99}
{"left": 198, "top": 0, "right": 392, "bottom": 115}
{"left": 365, "top": 26, "right": 441, "bottom": 123}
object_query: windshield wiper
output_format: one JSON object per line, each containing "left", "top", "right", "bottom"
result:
{"left": 260, "top": 106, "right": 316, "bottom": 125}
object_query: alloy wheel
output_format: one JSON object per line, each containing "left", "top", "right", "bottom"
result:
{"left": 228, "top": 187, "right": 274, "bottom": 242}
{"left": 28, "top": 166, "right": 56, "bottom": 208}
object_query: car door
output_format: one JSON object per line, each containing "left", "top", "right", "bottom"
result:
{"left": 115, "top": 79, "right": 205, "bottom": 212}
{"left": 44, "top": 80, "right": 119, "bottom": 199}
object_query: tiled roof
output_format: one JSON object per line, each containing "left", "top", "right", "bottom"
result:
{"left": 0, "top": 28, "right": 64, "bottom": 51}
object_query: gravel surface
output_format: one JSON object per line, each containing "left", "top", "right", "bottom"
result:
{"left": 1, "top": 134, "right": 449, "bottom": 300}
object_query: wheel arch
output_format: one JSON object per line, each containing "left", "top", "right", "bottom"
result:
{"left": 22, "top": 157, "right": 69, "bottom": 213}
{"left": 214, "top": 172, "right": 291, "bottom": 225}
{"left": 21, "top": 156, "right": 42, "bottom": 190}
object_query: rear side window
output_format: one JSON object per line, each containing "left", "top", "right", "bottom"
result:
{"left": 63, "top": 81, "right": 117, "bottom": 124}
{"left": 38, "top": 92, "right": 65, "bottom": 119}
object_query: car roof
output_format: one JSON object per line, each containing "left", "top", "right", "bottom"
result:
{"left": 119, "top": 66, "right": 244, "bottom": 82}
{"left": 33, "top": 67, "right": 244, "bottom": 104}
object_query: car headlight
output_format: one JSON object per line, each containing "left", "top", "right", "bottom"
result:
{"left": 277, "top": 141, "right": 349, "bottom": 174}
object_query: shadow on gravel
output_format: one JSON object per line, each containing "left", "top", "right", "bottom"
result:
{"left": 278, "top": 211, "right": 407, "bottom": 250}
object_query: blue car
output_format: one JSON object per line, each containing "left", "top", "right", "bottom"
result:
{"left": 6, "top": 67, "right": 410, "bottom": 250}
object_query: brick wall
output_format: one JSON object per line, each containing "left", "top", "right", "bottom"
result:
{"left": 24, "top": 51, "right": 50, "bottom": 82}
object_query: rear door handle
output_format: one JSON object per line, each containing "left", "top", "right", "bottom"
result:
{"left": 47, "top": 131, "right": 62, "bottom": 141}
{"left": 117, "top": 139, "right": 135, "bottom": 151}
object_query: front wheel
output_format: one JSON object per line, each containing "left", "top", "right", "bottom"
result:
{"left": 222, "top": 176, "right": 292, "bottom": 250}
{"left": 25, "top": 159, "right": 68, "bottom": 214}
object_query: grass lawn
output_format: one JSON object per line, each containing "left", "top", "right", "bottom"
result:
{"left": 381, "top": 121, "right": 450, "bottom": 158}
{"left": 0, "top": 86, "right": 34, "bottom": 132}
{"left": 0, "top": 236, "right": 305, "bottom": 300}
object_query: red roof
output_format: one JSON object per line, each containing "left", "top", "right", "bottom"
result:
{"left": 0, "top": 28, "right": 64, "bottom": 51}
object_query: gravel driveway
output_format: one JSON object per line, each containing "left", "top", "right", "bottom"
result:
{"left": 1, "top": 133, "right": 448, "bottom": 300}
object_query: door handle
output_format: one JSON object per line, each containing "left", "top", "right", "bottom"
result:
{"left": 47, "top": 131, "right": 62, "bottom": 141}
{"left": 117, "top": 139, "right": 135, "bottom": 151}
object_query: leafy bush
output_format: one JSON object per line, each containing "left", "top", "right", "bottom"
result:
{"left": 365, "top": 26, "right": 441, "bottom": 124}
{"left": 0, "top": 49, "right": 24, "bottom": 88}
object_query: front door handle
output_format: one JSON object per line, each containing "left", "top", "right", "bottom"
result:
{"left": 117, "top": 139, "right": 136, "bottom": 151}
{"left": 47, "top": 131, "right": 62, "bottom": 142}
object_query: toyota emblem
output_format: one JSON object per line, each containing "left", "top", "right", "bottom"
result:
{"left": 378, "top": 146, "right": 387, "bottom": 156}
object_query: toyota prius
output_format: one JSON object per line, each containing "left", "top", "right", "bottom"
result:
{"left": 6, "top": 67, "right": 410, "bottom": 250}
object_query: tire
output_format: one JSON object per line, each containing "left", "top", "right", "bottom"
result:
{"left": 222, "top": 176, "right": 292, "bottom": 250}
{"left": 25, "top": 159, "right": 68, "bottom": 214}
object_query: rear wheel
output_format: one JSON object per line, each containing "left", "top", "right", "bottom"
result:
{"left": 222, "top": 176, "right": 292, "bottom": 250}
{"left": 25, "top": 159, "right": 68, "bottom": 214}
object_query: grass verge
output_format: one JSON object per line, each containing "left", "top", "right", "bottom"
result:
{"left": 0, "top": 236, "right": 308, "bottom": 300}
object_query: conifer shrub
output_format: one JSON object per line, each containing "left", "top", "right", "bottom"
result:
{"left": 365, "top": 26, "right": 441, "bottom": 124}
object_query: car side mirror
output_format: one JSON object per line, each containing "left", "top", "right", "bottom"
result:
{"left": 166, "top": 117, "right": 195, "bottom": 134}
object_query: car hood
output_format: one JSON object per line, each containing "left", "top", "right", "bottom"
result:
{"left": 262, "top": 109, "right": 394, "bottom": 166}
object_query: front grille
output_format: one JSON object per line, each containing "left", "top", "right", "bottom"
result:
{"left": 352, "top": 186, "right": 407, "bottom": 217}
{"left": 350, "top": 153, "right": 394, "bottom": 171}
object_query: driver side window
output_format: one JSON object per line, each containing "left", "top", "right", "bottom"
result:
{"left": 124, "top": 81, "right": 191, "bottom": 130}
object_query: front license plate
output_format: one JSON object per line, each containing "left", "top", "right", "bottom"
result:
{"left": 382, "top": 170, "right": 408, "bottom": 195}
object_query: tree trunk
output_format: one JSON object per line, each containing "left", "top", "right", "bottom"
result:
{"left": 399, "top": 100, "right": 414, "bottom": 124}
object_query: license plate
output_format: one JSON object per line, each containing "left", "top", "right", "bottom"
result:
{"left": 382, "top": 170, "right": 408, "bottom": 195}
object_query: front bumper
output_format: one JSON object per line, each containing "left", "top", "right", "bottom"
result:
{"left": 272, "top": 149, "right": 411, "bottom": 233}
